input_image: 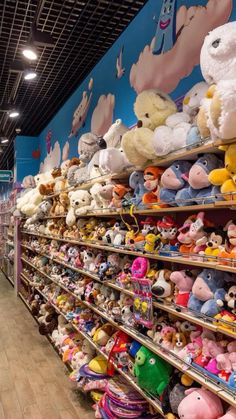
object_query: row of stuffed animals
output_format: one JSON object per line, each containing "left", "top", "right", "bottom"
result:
{"left": 16, "top": 21, "right": 236, "bottom": 218}
{"left": 18, "top": 142, "right": 236, "bottom": 226}
{"left": 20, "top": 268, "right": 236, "bottom": 419}
{"left": 21, "top": 240, "right": 236, "bottom": 337}
{"left": 22, "top": 211, "right": 236, "bottom": 265}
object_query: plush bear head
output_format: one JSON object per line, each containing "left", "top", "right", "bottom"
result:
{"left": 200, "top": 22, "right": 236, "bottom": 84}
{"left": 68, "top": 189, "right": 92, "bottom": 210}
{"left": 34, "top": 171, "right": 53, "bottom": 187}
{"left": 103, "top": 118, "right": 129, "bottom": 148}
{"left": 134, "top": 89, "right": 177, "bottom": 130}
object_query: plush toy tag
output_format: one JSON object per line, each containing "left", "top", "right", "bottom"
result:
{"left": 192, "top": 218, "right": 204, "bottom": 231}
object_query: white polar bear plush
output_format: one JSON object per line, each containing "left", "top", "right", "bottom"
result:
{"left": 66, "top": 190, "right": 92, "bottom": 226}
{"left": 103, "top": 118, "right": 128, "bottom": 148}
{"left": 198, "top": 22, "right": 236, "bottom": 141}
{"left": 17, "top": 171, "right": 53, "bottom": 216}
{"left": 152, "top": 82, "right": 209, "bottom": 157}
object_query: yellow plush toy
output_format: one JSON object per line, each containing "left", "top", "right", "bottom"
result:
{"left": 208, "top": 144, "right": 236, "bottom": 201}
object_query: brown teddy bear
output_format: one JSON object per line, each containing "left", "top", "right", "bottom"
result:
{"left": 38, "top": 303, "right": 58, "bottom": 335}
{"left": 39, "top": 167, "right": 62, "bottom": 196}
{"left": 54, "top": 192, "right": 69, "bottom": 216}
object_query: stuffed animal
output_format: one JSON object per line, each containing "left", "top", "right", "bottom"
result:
{"left": 17, "top": 171, "right": 54, "bottom": 216}
{"left": 51, "top": 192, "right": 69, "bottom": 216}
{"left": 38, "top": 303, "right": 58, "bottom": 335}
{"left": 134, "top": 346, "right": 172, "bottom": 396}
{"left": 152, "top": 270, "right": 173, "bottom": 301}
{"left": 153, "top": 82, "right": 209, "bottom": 156}
{"left": 142, "top": 166, "right": 165, "bottom": 207}
{"left": 71, "top": 339, "right": 95, "bottom": 371}
{"left": 187, "top": 269, "right": 231, "bottom": 317}
{"left": 209, "top": 144, "right": 236, "bottom": 201}
{"left": 103, "top": 118, "right": 128, "bottom": 148}
{"left": 109, "top": 184, "right": 130, "bottom": 209}
{"left": 99, "top": 148, "right": 131, "bottom": 175}
{"left": 128, "top": 171, "right": 147, "bottom": 208}
{"left": 25, "top": 199, "right": 53, "bottom": 224}
{"left": 175, "top": 154, "right": 223, "bottom": 206}
{"left": 121, "top": 89, "right": 177, "bottom": 167}
{"left": 204, "top": 230, "right": 226, "bottom": 259}
{"left": 178, "top": 388, "right": 224, "bottom": 419}
{"left": 160, "top": 160, "right": 192, "bottom": 205}
{"left": 66, "top": 190, "right": 92, "bottom": 226}
{"left": 198, "top": 22, "right": 236, "bottom": 142}
{"left": 220, "top": 407, "right": 236, "bottom": 419}
{"left": 170, "top": 270, "right": 198, "bottom": 307}
{"left": 66, "top": 157, "right": 82, "bottom": 186}
{"left": 161, "top": 372, "right": 195, "bottom": 419}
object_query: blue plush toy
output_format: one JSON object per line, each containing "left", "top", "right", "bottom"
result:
{"left": 187, "top": 269, "right": 232, "bottom": 317}
{"left": 186, "top": 125, "right": 202, "bottom": 148}
{"left": 160, "top": 160, "right": 192, "bottom": 205}
{"left": 175, "top": 154, "right": 223, "bottom": 206}
{"left": 129, "top": 171, "right": 148, "bottom": 208}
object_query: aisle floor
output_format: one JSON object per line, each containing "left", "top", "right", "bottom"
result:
{"left": 0, "top": 273, "right": 95, "bottom": 419}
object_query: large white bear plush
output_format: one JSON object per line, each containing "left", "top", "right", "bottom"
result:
{"left": 17, "top": 171, "right": 53, "bottom": 216}
{"left": 152, "top": 82, "right": 208, "bottom": 157}
{"left": 66, "top": 190, "right": 92, "bottom": 226}
{"left": 198, "top": 22, "right": 236, "bottom": 141}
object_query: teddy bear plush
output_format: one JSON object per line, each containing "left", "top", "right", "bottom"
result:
{"left": 38, "top": 303, "right": 58, "bottom": 335}
{"left": 51, "top": 192, "right": 69, "bottom": 216}
{"left": 66, "top": 157, "right": 81, "bottom": 186}
{"left": 66, "top": 190, "right": 93, "bottom": 226}
{"left": 197, "top": 22, "right": 236, "bottom": 141}
{"left": 17, "top": 171, "right": 54, "bottom": 216}
{"left": 121, "top": 89, "right": 177, "bottom": 167}
{"left": 208, "top": 144, "right": 236, "bottom": 201}
{"left": 39, "top": 167, "right": 62, "bottom": 196}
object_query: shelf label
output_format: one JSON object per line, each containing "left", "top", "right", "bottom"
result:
{"left": 0, "top": 170, "right": 13, "bottom": 182}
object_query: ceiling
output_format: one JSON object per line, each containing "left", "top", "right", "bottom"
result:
{"left": 0, "top": 0, "right": 148, "bottom": 170}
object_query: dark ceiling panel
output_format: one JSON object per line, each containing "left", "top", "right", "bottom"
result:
{"left": 0, "top": 0, "right": 148, "bottom": 170}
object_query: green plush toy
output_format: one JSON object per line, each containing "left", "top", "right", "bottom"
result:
{"left": 134, "top": 346, "right": 172, "bottom": 396}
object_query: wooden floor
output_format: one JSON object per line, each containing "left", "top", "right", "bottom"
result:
{"left": 0, "top": 273, "right": 95, "bottom": 419}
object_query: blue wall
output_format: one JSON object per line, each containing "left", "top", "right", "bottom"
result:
{"left": 15, "top": 135, "right": 40, "bottom": 182}
{"left": 16, "top": 0, "right": 234, "bottom": 181}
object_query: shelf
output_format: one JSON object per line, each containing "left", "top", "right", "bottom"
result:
{"left": 20, "top": 232, "right": 236, "bottom": 274}
{"left": 22, "top": 273, "right": 163, "bottom": 414}
{"left": 20, "top": 245, "right": 236, "bottom": 339}
{"left": 20, "top": 258, "right": 236, "bottom": 408}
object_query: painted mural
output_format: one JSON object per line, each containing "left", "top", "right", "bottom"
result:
{"left": 15, "top": 0, "right": 235, "bottom": 181}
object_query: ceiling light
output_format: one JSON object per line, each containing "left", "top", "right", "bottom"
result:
{"left": 22, "top": 45, "right": 37, "bottom": 60}
{"left": 1, "top": 138, "right": 8, "bottom": 144}
{"left": 9, "top": 110, "right": 19, "bottom": 118}
{"left": 24, "top": 70, "right": 37, "bottom": 80}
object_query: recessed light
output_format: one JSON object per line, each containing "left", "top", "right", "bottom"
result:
{"left": 24, "top": 70, "right": 37, "bottom": 80}
{"left": 9, "top": 110, "right": 19, "bottom": 118}
{"left": 22, "top": 46, "right": 37, "bottom": 61}
{"left": 1, "top": 138, "right": 8, "bottom": 144}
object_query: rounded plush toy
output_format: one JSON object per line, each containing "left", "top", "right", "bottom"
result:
{"left": 103, "top": 118, "right": 128, "bottom": 148}
{"left": 66, "top": 190, "right": 92, "bottom": 226}
{"left": 176, "top": 154, "right": 223, "bottom": 205}
{"left": 209, "top": 144, "right": 236, "bottom": 201}
{"left": 134, "top": 345, "right": 172, "bottom": 396}
{"left": 178, "top": 388, "right": 224, "bottom": 419}
{"left": 160, "top": 160, "right": 192, "bottom": 205}
{"left": 198, "top": 22, "right": 236, "bottom": 141}
{"left": 121, "top": 89, "right": 177, "bottom": 166}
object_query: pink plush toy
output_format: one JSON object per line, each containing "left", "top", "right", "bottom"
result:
{"left": 170, "top": 270, "right": 197, "bottom": 307}
{"left": 178, "top": 388, "right": 224, "bottom": 419}
{"left": 220, "top": 407, "right": 236, "bottom": 419}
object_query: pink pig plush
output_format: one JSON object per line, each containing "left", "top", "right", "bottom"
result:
{"left": 170, "top": 270, "right": 198, "bottom": 307}
{"left": 178, "top": 388, "right": 224, "bottom": 419}
{"left": 220, "top": 407, "right": 236, "bottom": 419}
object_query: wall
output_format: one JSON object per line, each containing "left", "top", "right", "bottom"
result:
{"left": 15, "top": 135, "right": 40, "bottom": 183}
{"left": 16, "top": 0, "right": 234, "bottom": 180}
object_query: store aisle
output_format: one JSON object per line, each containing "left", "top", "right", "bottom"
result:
{"left": 0, "top": 273, "right": 94, "bottom": 419}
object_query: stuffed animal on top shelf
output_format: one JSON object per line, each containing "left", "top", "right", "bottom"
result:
{"left": 160, "top": 160, "right": 192, "bottom": 205}
{"left": 209, "top": 144, "right": 236, "bottom": 201}
{"left": 197, "top": 22, "right": 236, "bottom": 142}
{"left": 66, "top": 190, "right": 92, "bottom": 226}
{"left": 121, "top": 89, "right": 177, "bottom": 167}
{"left": 175, "top": 154, "right": 223, "bottom": 206}
{"left": 142, "top": 166, "right": 165, "bottom": 208}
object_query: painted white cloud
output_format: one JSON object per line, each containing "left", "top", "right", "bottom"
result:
{"left": 130, "top": 0, "right": 232, "bottom": 94}
{"left": 91, "top": 94, "right": 115, "bottom": 136}
{"left": 40, "top": 141, "right": 61, "bottom": 173}
{"left": 62, "top": 141, "right": 69, "bottom": 161}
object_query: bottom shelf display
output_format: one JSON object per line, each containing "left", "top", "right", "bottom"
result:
{"left": 18, "top": 271, "right": 236, "bottom": 418}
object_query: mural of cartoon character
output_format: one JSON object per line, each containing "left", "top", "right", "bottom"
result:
{"left": 153, "top": 0, "right": 177, "bottom": 55}
{"left": 116, "top": 46, "right": 125, "bottom": 79}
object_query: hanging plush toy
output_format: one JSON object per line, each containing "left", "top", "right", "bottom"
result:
{"left": 134, "top": 346, "right": 172, "bottom": 396}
